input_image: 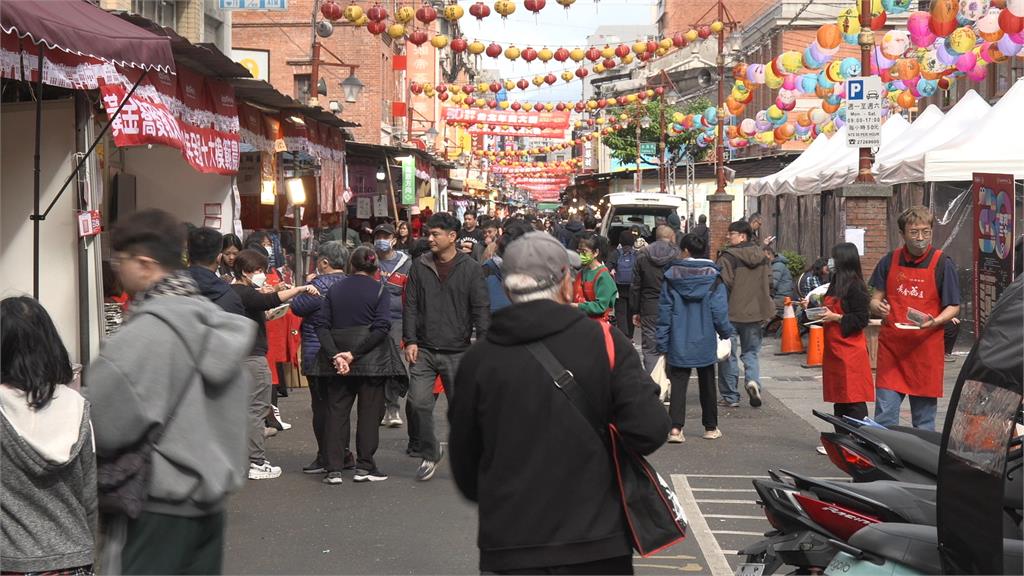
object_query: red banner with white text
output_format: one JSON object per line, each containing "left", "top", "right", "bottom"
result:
{"left": 444, "top": 107, "right": 570, "bottom": 129}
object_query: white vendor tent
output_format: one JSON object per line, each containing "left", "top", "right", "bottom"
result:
{"left": 816, "top": 113, "right": 910, "bottom": 191}
{"left": 875, "top": 90, "right": 990, "bottom": 184}
{"left": 744, "top": 132, "right": 831, "bottom": 197}
{"left": 924, "top": 79, "right": 1024, "bottom": 181}
{"left": 873, "top": 104, "right": 944, "bottom": 171}
{"left": 780, "top": 126, "right": 849, "bottom": 195}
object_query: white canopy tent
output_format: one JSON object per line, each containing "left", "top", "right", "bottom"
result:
{"left": 874, "top": 90, "right": 990, "bottom": 184}
{"left": 816, "top": 114, "right": 911, "bottom": 191}
{"left": 873, "top": 104, "right": 944, "bottom": 172}
{"left": 774, "top": 126, "right": 850, "bottom": 196}
{"left": 743, "top": 133, "right": 831, "bottom": 197}
{"left": 924, "top": 79, "right": 1024, "bottom": 181}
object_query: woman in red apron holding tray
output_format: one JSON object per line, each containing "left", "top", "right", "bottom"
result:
{"left": 572, "top": 234, "right": 618, "bottom": 324}
{"left": 869, "top": 207, "right": 961, "bottom": 431}
{"left": 819, "top": 243, "right": 874, "bottom": 430}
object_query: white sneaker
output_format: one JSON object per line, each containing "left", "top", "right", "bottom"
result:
{"left": 249, "top": 460, "right": 282, "bottom": 480}
{"left": 702, "top": 428, "right": 723, "bottom": 440}
{"left": 385, "top": 406, "right": 403, "bottom": 428}
{"left": 272, "top": 405, "right": 292, "bottom": 430}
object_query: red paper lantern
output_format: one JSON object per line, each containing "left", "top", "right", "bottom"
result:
{"left": 585, "top": 47, "right": 602, "bottom": 61}
{"left": 511, "top": 102, "right": 522, "bottom": 111}
{"left": 416, "top": 5, "right": 438, "bottom": 24}
{"left": 522, "top": 47, "right": 538, "bottom": 62}
{"left": 672, "top": 33, "right": 686, "bottom": 47}
{"left": 469, "top": 2, "right": 491, "bottom": 20}
{"left": 462, "top": 85, "right": 475, "bottom": 94}
{"left": 524, "top": 0, "right": 546, "bottom": 14}
{"left": 544, "top": 73, "right": 557, "bottom": 84}
{"left": 486, "top": 42, "right": 503, "bottom": 58}
{"left": 534, "top": 103, "right": 545, "bottom": 112}
{"left": 615, "top": 44, "right": 630, "bottom": 58}
{"left": 574, "top": 102, "right": 585, "bottom": 112}
{"left": 320, "top": 0, "right": 343, "bottom": 21}
{"left": 602, "top": 58, "right": 616, "bottom": 69}
{"left": 410, "top": 82, "right": 423, "bottom": 94}
{"left": 450, "top": 38, "right": 468, "bottom": 53}
{"left": 654, "top": 86, "right": 665, "bottom": 96}
{"left": 575, "top": 67, "right": 589, "bottom": 78}
{"left": 367, "top": 21, "right": 386, "bottom": 35}
{"left": 556, "top": 102, "right": 566, "bottom": 111}
{"left": 517, "top": 79, "right": 530, "bottom": 90}
{"left": 488, "top": 100, "right": 499, "bottom": 108}
{"left": 1000, "top": 9, "right": 1024, "bottom": 34}
{"left": 554, "top": 47, "right": 570, "bottom": 62}
{"left": 646, "top": 40, "right": 658, "bottom": 53}
{"left": 438, "top": 92, "right": 449, "bottom": 101}
{"left": 408, "top": 30, "right": 429, "bottom": 46}
{"left": 366, "top": 3, "right": 388, "bottom": 22}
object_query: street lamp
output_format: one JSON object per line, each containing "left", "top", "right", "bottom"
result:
{"left": 425, "top": 125, "right": 439, "bottom": 140}
{"left": 286, "top": 177, "right": 307, "bottom": 283}
{"left": 376, "top": 166, "right": 387, "bottom": 182}
{"left": 341, "top": 71, "right": 365, "bottom": 103}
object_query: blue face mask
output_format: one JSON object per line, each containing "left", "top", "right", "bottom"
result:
{"left": 374, "top": 239, "right": 393, "bottom": 253}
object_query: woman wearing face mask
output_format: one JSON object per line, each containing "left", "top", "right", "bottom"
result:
{"left": 231, "top": 249, "right": 317, "bottom": 480}
{"left": 572, "top": 233, "right": 618, "bottom": 324}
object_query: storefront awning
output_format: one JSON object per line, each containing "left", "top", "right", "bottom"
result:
{"left": 1, "top": 0, "right": 174, "bottom": 73}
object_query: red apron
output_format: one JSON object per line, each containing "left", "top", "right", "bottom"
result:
{"left": 822, "top": 296, "right": 875, "bottom": 403}
{"left": 876, "top": 247, "right": 945, "bottom": 398}
{"left": 574, "top": 266, "right": 612, "bottom": 323}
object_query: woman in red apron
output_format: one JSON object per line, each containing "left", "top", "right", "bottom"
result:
{"left": 819, "top": 243, "right": 874, "bottom": 431}
{"left": 572, "top": 234, "right": 618, "bottom": 324}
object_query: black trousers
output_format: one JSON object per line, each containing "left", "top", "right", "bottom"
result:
{"left": 307, "top": 375, "right": 330, "bottom": 464}
{"left": 944, "top": 320, "right": 960, "bottom": 354}
{"left": 667, "top": 364, "right": 717, "bottom": 431}
{"left": 121, "top": 511, "right": 225, "bottom": 575}
{"left": 833, "top": 401, "right": 869, "bottom": 434}
{"left": 490, "top": 555, "right": 634, "bottom": 575}
{"left": 613, "top": 286, "right": 635, "bottom": 339}
{"left": 323, "top": 375, "right": 387, "bottom": 472}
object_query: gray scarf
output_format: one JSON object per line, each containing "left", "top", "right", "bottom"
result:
{"left": 125, "top": 271, "right": 200, "bottom": 321}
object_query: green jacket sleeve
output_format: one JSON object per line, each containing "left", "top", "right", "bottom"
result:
{"left": 578, "top": 269, "right": 619, "bottom": 316}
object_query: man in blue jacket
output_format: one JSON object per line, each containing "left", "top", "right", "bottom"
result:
{"left": 657, "top": 233, "right": 734, "bottom": 443}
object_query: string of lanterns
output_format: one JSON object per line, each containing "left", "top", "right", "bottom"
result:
{"left": 422, "top": 86, "right": 665, "bottom": 113}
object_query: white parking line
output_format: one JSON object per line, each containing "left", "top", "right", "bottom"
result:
{"left": 672, "top": 474, "right": 732, "bottom": 576}
{"left": 705, "top": 514, "right": 765, "bottom": 520}
{"left": 691, "top": 488, "right": 756, "bottom": 493}
{"left": 695, "top": 499, "right": 759, "bottom": 504}
{"left": 711, "top": 530, "right": 766, "bottom": 536}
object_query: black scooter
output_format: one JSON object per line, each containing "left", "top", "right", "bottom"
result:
{"left": 815, "top": 410, "right": 942, "bottom": 485}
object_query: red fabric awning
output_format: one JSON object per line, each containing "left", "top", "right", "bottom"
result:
{"left": 1, "top": 0, "right": 174, "bottom": 73}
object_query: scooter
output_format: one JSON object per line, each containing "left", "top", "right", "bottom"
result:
{"left": 814, "top": 410, "right": 941, "bottom": 485}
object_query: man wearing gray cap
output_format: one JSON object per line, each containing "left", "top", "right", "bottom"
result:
{"left": 450, "top": 232, "right": 670, "bottom": 575}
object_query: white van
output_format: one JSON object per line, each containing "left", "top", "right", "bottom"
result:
{"left": 599, "top": 192, "right": 685, "bottom": 246}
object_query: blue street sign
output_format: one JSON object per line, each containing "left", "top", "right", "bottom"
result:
{"left": 848, "top": 79, "right": 864, "bottom": 101}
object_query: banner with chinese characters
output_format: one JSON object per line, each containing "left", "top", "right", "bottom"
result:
{"left": 972, "top": 173, "right": 1016, "bottom": 332}
{"left": 443, "top": 107, "right": 570, "bottom": 130}
{"left": 99, "top": 66, "right": 240, "bottom": 175}
{"left": 467, "top": 126, "right": 567, "bottom": 139}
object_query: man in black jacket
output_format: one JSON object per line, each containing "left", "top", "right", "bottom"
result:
{"left": 187, "top": 227, "right": 245, "bottom": 316}
{"left": 451, "top": 232, "right": 669, "bottom": 574}
{"left": 629, "top": 225, "right": 679, "bottom": 373}
{"left": 403, "top": 212, "right": 490, "bottom": 482}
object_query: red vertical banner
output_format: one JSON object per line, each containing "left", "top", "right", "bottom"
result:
{"left": 972, "top": 172, "right": 1016, "bottom": 332}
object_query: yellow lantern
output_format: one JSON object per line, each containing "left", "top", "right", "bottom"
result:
{"left": 355, "top": 14, "right": 369, "bottom": 26}
{"left": 570, "top": 47, "right": 585, "bottom": 62}
{"left": 561, "top": 71, "right": 574, "bottom": 82}
{"left": 602, "top": 45, "right": 615, "bottom": 59}
{"left": 622, "top": 53, "right": 635, "bottom": 65}
{"left": 477, "top": 82, "right": 490, "bottom": 93}
{"left": 632, "top": 41, "right": 648, "bottom": 54}
{"left": 620, "top": 113, "right": 629, "bottom": 121}
{"left": 626, "top": 94, "right": 638, "bottom": 103}
{"left": 443, "top": 4, "right": 464, "bottom": 20}
{"left": 594, "top": 63, "right": 606, "bottom": 73}
{"left": 343, "top": 4, "right": 364, "bottom": 22}
{"left": 468, "top": 40, "right": 486, "bottom": 55}
{"left": 659, "top": 37, "right": 673, "bottom": 50}
{"left": 532, "top": 75, "right": 545, "bottom": 86}
{"left": 431, "top": 34, "right": 449, "bottom": 49}
{"left": 504, "top": 45, "right": 521, "bottom": 60}
{"left": 395, "top": 6, "right": 414, "bottom": 23}
{"left": 538, "top": 47, "right": 553, "bottom": 63}
{"left": 685, "top": 29, "right": 699, "bottom": 42}
{"left": 586, "top": 100, "right": 599, "bottom": 110}
{"left": 544, "top": 103, "right": 554, "bottom": 111}
{"left": 504, "top": 79, "right": 516, "bottom": 91}
{"left": 387, "top": 23, "right": 406, "bottom": 39}
{"left": 646, "top": 89, "right": 655, "bottom": 98}
{"left": 655, "top": 47, "right": 668, "bottom": 56}
{"left": 595, "top": 117, "right": 606, "bottom": 124}
{"left": 710, "top": 20, "right": 724, "bottom": 33}
{"left": 499, "top": 101, "right": 511, "bottom": 109}
{"left": 475, "top": 97, "right": 487, "bottom": 107}
{"left": 495, "top": 0, "right": 516, "bottom": 18}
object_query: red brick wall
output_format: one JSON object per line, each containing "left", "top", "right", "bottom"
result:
{"left": 658, "top": 0, "right": 770, "bottom": 36}
{"left": 843, "top": 195, "right": 890, "bottom": 279}
{"left": 233, "top": 0, "right": 410, "bottom": 144}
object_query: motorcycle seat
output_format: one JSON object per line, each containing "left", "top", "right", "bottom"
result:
{"left": 839, "top": 481, "right": 937, "bottom": 525}
{"left": 861, "top": 427, "right": 941, "bottom": 476}
{"left": 848, "top": 522, "right": 942, "bottom": 574}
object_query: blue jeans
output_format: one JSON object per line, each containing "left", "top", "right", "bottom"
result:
{"left": 874, "top": 388, "right": 938, "bottom": 431}
{"left": 717, "top": 322, "right": 763, "bottom": 404}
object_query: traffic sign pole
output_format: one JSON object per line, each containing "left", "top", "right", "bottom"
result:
{"left": 857, "top": 0, "right": 875, "bottom": 183}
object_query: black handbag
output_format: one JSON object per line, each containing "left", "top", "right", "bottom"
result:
{"left": 525, "top": 326, "right": 688, "bottom": 557}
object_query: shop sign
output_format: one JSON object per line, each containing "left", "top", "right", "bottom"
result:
{"left": 401, "top": 156, "right": 416, "bottom": 205}
{"left": 443, "top": 107, "right": 570, "bottom": 130}
{"left": 77, "top": 210, "right": 102, "bottom": 238}
{"left": 972, "top": 172, "right": 1016, "bottom": 332}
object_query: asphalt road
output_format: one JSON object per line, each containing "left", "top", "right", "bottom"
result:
{"left": 222, "top": 341, "right": 855, "bottom": 575}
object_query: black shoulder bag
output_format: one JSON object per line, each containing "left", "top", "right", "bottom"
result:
{"left": 525, "top": 326, "right": 688, "bottom": 557}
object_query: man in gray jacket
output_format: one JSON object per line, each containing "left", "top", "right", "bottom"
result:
{"left": 716, "top": 220, "right": 775, "bottom": 408}
{"left": 629, "top": 225, "right": 680, "bottom": 373}
{"left": 88, "top": 210, "right": 256, "bottom": 574}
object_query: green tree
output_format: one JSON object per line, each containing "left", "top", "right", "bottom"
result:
{"left": 600, "top": 96, "right": 713, "bottom": 168}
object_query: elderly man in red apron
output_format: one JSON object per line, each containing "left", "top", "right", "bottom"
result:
{"left": 869, "top": 206, "right": 961, "bottom": 431}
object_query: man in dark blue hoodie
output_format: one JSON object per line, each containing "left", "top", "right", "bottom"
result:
{"left": 187, "top": 227, "right": 244, "bottom": 316}
{"left": 557, "top": 214, "right": 585, "bottom": 249}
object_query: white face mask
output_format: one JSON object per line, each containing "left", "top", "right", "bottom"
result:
{"left": 250, "top": 272, "right": 267, "bottom": 288}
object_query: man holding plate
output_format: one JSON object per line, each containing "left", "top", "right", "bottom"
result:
{"left": 869, "top": 206, "right": 961, "bottom": 431}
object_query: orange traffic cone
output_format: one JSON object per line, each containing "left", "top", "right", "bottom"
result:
{"left": 777, "top": 297, "right": 804, "bottom": 355}
{"left": 803, "top": 325, "right": 824, "bottom": 368}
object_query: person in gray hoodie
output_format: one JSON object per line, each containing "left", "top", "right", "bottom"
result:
{"left": 629, "top": 225, "right": 680, "bottom": 373}
{"left": 1, "top": 296, "right": 96, "bottom": 574}
{"left": 88, "top": 209, "right": 256, "bottom": 575}
{"left": 715, "top": 220, "right": 775, "bottom": 409}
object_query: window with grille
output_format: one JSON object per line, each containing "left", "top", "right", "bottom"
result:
{"left": 131, "top": 0, "right": 179, "bottom": 30}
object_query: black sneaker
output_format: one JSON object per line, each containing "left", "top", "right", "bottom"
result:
{"left": 353, "top": 468, "right": 389, "bottom": 482}
{"left": 302, "top": 458, "right": 326, "bottom": 474}
{"left": 322, "top": 471, "right": 344, "bottom": 485}
{"left": 416, "top": 459, "right": 438, "bottom": 482}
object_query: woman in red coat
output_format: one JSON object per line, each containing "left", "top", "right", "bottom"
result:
{"left": 820, "top": 242, "right": 874, "bottom": 430}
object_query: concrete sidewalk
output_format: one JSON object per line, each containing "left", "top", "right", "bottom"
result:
{"left": 752, "top": 334, "right": 969, "bottom": 434}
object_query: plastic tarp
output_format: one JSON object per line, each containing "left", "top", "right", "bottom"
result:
{"left": 924, "top": 80, "right": 1024, "bottom": 181}
{"left": 874, "top": 105, "right": 944, "bottom": 180}
{"left": 817, "top": 114, "right": 910, "bottom": 191}
{"left": 783, "top": 126, "right": 849, "bottom": 196}
{"left": 744, "top": 133, "right": 830, "bottom": 197}
{"left": 875, "top": 90, "right": 990, "bottom": 184}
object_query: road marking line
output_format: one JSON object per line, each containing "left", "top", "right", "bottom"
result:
{"left": 705, "top": 514, "right": 765, "bottom": 520}
{"left": 711, "top": 530, "right": 766, "bottom": 536}
{"left": 687, "top": 474, "right": 849, "bottom": 481}
{"left": 695, "top": 499, "right": 759, "bottom": 504}
{"left": 691, "top": 488, "right": 756, "bottom": 492}
{"left": 673, "top": 474, "right": 732, "bottom": 576}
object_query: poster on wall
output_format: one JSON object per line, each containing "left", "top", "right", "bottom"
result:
{"left": 972, "top": 172, "right": 1016, "bottom": 332}
{"left": 231, "top": 49, "right": 270, "bottom": 81}
{"left": 374, "top": 195, "right": 389, "bottom": 217}
{"left": 356, "top": 196, "right": 372, "bottom": 219}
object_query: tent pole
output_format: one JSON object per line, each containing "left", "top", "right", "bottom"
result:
{"left": 32, "top": 48, "right": 43, "bottom": 299}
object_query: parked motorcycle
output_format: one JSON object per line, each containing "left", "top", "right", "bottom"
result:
{"left": 815, "top": 410, "right": 941, "bottom": 485}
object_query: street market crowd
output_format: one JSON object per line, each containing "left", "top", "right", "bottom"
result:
{"left": 3, "top": 203, "right": 985, "bottom": 575}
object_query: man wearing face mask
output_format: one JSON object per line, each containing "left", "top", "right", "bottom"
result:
{"left": 869, "top": 206, "right": 960, "bottom": 431}
{"left": 231, "top": 249, "right": 318, "bottom": 479}
{"left": 372, "top": 224, "right": 412, "bottom": 428}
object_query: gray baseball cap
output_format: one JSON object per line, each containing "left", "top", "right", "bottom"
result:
{"left": 502, "top": 231, "right": 573, "bottom": 294}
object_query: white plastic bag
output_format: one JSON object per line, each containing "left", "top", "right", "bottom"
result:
{"left": 717, "top": 335, "right": 732, "bottom": 361}
{"left": 651, "top": 356, "right": 671, "bottom": 402}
